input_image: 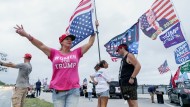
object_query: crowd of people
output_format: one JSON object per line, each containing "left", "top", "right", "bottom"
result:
{"left": 0, "top": 10, "right": 143, "bottom": 107}
{"left": 0, "top": 29, "right": 142, "bottom": 107}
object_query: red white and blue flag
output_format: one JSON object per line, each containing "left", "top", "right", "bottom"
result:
{"left": 139, "top": 0, "right": 179, "bottom": 40}
{"left": 104, "top": 23, "right": 139, "bottom": 61}
{"left": 158, "top": 60, "right": 170, "bottom": 74}
{"left": 66, "top": 0, "right": 96, "bottom": 48}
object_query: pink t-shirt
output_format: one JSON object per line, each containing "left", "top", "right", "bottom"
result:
{"left": 48, "top": 47, "right": 83, "bottom": 90}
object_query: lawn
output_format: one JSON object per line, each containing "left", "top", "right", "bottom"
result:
{"left": 24, "top": 98, "right": 53, "bottom": 107}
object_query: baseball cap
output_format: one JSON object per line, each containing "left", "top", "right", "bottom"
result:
{"left": 24, "top": 53, "right": 32, "bottom": 59}
{"left": 59, "top": 34, "right": 75, "bottom": 43}
{"left": 116, "top": 44, "right": 127, "bottom": 52}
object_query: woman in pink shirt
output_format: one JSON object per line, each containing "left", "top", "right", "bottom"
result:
{"left": 14, "top": 21, "right": 98, "bottom": 107}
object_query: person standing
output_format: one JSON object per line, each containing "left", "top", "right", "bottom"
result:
{"left": 35, "top": 79, "right": 42, "bottom": 97}
{"left": 87, "top": 81, "right": 93, "bottom": 102}
{"left": 148, "top": 86, "right": 158, "bottom": 103}
{"left": 0, "top": 53, "right": 32, "bottom": 107}
{"left": 90, "top": 60, "right": 111, "bottom": 107}
{"left": 93, "top": 63, "right": 100, "bottom": 99}
{"left": 116, "top": 44, "right": 141, "bottom": 107}
{"left": 14, "top": 20, "right": 98, "bottom": 107}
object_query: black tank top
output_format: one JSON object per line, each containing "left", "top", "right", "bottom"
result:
{"left": 119, "top": 53, "right": 137, "bottom": 86}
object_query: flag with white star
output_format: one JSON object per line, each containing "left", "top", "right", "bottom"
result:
{"left": 139, "top": 0, "right": 179, "bottom": 40}
{"left": 66, "top": 0, "right": 96, "bottom": 48}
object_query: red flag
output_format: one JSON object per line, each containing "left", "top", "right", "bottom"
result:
{"left": 172, "top": 67, "right": 180, "bottom": 88}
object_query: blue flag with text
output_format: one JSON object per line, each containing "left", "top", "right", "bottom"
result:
{"left": 159, "top": 22, "right": 185, "bottom": 48}
{"left": 174, "top": 42, "right": 190, "bottom": 64}
{"left": 104, "top": 23, "right": 139, "bottom": 60}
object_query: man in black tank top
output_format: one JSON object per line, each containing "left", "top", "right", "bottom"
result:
{"left": 116, "top": 44, "right": 141, "bottom": 107}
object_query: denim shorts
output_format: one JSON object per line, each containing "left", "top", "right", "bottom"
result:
{"left": 52, "top": 88, "right": 80, "bottom": 107}
{"left": 97, "top": 89, "right": 109, "bottom": 97}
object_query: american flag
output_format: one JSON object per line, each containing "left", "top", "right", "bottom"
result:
{"left": 66, "top": 0, "right": 96, "bottom": 48}
{"left": 111, "top": 57, "right": 118, "bottom": 62}
{"left": 169, "top": 74, "right": 173, "bottom": 88}
{"left": 152, "top": 0, "right": 178, "bottom": 22}
{"left": 139, "top": 0, "right": 179, "bottom": 39}
{"left": 158, "top": 60, "right": 170, "bottom": 74}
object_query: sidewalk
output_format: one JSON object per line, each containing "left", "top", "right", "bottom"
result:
{"left": 38, "top": 92, "right": 52, "bottom": 103}
{"left": 38, "top": 92, "right": 169, "bottom": 103}
{"left": 138, "top": 94, "right": 169, "bottom": 100}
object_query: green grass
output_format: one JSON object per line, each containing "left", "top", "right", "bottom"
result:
{"left": 24, "top": 98, "right": 53, "bottom": 107}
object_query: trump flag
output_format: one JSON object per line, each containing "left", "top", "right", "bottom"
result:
{"left": 66, "top": 0, "right": 96, "bottom": 48}
{"left": 159, "top": 22, "right": 185, "bottom": 48}
{"left": 139, "top": 0, "right": 179, "bottom": 40}
{"left": 104, "top": 23, "right": 139, "bottom": 59}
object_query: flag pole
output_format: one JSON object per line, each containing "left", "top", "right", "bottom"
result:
{"left": 169, "top": 69, "right": 173, "bottom": 76}
{"left": 94, "top": 0, "right": 101, "bottom": 62}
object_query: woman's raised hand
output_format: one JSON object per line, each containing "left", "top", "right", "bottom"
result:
{"left": 14, "top": 25, "right": 29, "bottom": 37}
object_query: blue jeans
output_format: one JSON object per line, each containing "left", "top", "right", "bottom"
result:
{"left": 88, "top": 92, "right": 92, "bottom": 100}
{"left": 52, "top": 88, "right": 80, "bottom": 107}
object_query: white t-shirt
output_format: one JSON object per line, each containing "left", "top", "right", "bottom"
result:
{"left": 91, "top": 70, "right": 111, "bottom": 93}
{"left": 87, "top": 83, "right": 93, "bottom": 92}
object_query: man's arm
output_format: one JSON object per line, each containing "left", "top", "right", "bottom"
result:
{"left": 0, "top": 61, "right": 17, "bottom": 68}
{"left": 127, "top": 53, "right": 141, "bottom": 84}
{"left": 127, "top": 53, "right": 141, "bottom": 78}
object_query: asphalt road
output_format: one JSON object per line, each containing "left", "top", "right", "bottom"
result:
{"left": 39, "top": 91, "right": 181, "bottom": 107}
{"left": 0, "top": 87, "right": 12, "bottom": 107}
{"left": 0, "top": 87, "right": 182, "bottom": 107}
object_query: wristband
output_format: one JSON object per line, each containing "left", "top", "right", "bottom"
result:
{"left": 130, "top": 77, "right": 135, "bottom": 80}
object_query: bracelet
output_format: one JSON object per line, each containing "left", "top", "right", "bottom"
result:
{"left": 130, "top": 77, "right": 135, "bottom": 80}
{"left": 28, "top": 34, "right": 34, "bottom": 41}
